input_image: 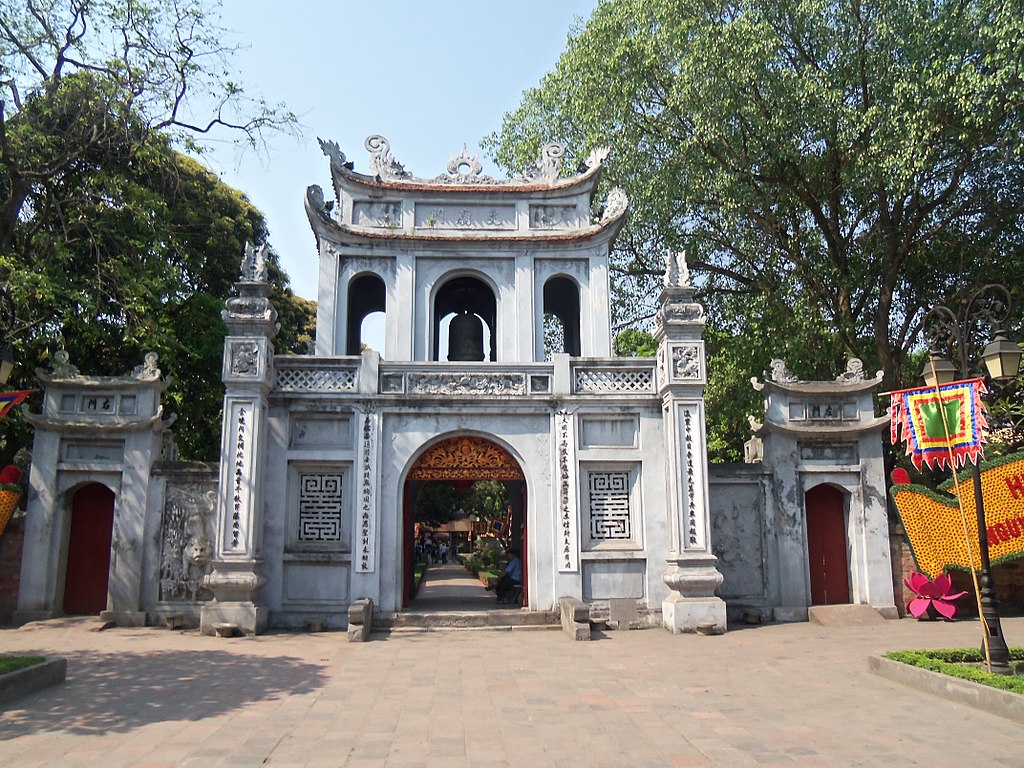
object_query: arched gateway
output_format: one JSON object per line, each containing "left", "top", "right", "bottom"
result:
{"left": 403, "top": 436, "right": 526, "bottom": 606}
{"left": 15, "top": 135, "right": 899, "bottom": 635}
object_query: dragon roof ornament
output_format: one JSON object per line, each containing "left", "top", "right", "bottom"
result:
{"left": 315, "top": 135, "right": 611, "bottom": 188}
{"left": 365, "top": 135, "right": 412, "bottom": 181}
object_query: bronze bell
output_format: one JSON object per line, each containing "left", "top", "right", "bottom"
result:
{"left": 448, "top": 311, "right": 485, "bottom": 361}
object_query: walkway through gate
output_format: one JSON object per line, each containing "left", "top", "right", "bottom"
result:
{"left": 403, "top": 435, "right": 526, "bottom": 607}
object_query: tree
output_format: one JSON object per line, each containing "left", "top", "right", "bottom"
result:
{"left": 0, "top": 1, "right": 305, "bottom": 460}
{"left": 462, "top": 481, "right": 509, "bottom": 525}
{"left": 486, "top": 0, "right": 1024, "bottom": 458}
{"left": 1, "top": 0, "right": 295, "bottom": 258}
{"left": 414, "top": 482, "right": 464, "bottom": 528}
{"left": 613, "top": 328, "right": 657, "bottom": 357}
{"left": 0, "top": 120, "right": 314, "bottom": 459}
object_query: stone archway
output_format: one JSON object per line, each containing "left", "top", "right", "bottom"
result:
{"left": 403, "top": 436, "right": 526, "bottom": 607}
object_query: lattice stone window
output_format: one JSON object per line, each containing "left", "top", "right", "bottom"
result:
{"left": 298, "top": 473, "right": 343, "bottom": 542}
{"left": 574, "top": 368, "right": 654, "bottom": 394}
{"left": 586, "top": 470, "right": 637, "bottom": 547}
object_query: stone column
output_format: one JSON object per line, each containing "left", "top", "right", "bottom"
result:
{"left": 201, "top": 244, "right": 278, "bottom": 635}
{"left": 654, "top": 251, "right": 727, "bottom": 633}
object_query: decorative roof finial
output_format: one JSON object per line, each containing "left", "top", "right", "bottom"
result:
{"left": 365, "top": 135, "right": 411, "bottom": 180}
{"left": 240, "top": 242, "right": 268, "bottom": 283}
{"left": 132, "top": 352, "right": 161, "bottom": 381}
{"left": 600, "top": 187, "right": 628, "bottom": 223}
{"left": 663, "top": 250, "right": 691, "bottom": 288}
{"left": 518, "top": 142, "right": 566, "bottom": 182}
{"left": 318, "top": 138, "right": 351, "bottom": 175}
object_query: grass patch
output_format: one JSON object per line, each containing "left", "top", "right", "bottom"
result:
{"left": 0, "top": 655, "right": 45, "bottom": 676}
{"left": 884, "top": 647, "right": 1024, "bottom": 695}
{"left": 412, "top": 558, "right": 428, "bottom": 596}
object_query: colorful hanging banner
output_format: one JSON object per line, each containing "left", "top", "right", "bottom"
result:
{"left": 889, "top": 378, "right": 987, "bottom": 470}
{"left": 0, "top": 390, "right": 31, "bottom": 418}
{"left": 890, "top": 452, "right": 1024, "bottom": 578}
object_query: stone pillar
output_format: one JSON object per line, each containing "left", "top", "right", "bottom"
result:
{"left": 654, "top": 251, "right": 727, "bottom": 633}
{"left": 201, "top": 244, "right": 278, "bottom": 635}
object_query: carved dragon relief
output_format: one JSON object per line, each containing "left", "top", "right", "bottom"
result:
{"left": 365, "top": 135, "right": 412, "bottom": 180}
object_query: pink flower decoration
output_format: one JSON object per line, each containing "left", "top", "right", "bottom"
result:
{"left": 903, "top": 572, "right": 967, "bottom": 619}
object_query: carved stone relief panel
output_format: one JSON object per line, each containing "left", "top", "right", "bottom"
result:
{"left": 406, "top": 372, "right": 526, "bottom": 396}
{"left": 380, "top": 373, "right": 405, "bottom": 393}
{"left": 670, "top": 344, "right": 704, "bottom": 382}
{"left": 709, "top": 482, "right": 767, "bottom": 599}
{"left": 230, "top": 341, "right": 260, "bottom": 377}
{"left": 798, "top": 442, "right": 859, "bottom": 463}
{"left": 159, "top": 483, "right": 217, "bottom": 603}
{"left": 353, "top": 201, "right": 402, "bottom": 228}
{"left": 529, "top": 205, "right": 579, "bottom": 229}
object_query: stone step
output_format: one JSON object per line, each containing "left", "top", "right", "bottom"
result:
{"left": 808, "top": 604, "right": 888, "bottom": 626}
{"left": 376, "top": 609, "right": 560, "bottom": 632}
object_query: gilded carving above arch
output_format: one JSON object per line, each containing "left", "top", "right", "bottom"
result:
{"left": 407, "top": 436, "right": 525, "bottom": 481}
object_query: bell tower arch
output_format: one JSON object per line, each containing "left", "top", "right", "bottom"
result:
{"left": 432, "top": 275, "right": 497, "bottom": 362}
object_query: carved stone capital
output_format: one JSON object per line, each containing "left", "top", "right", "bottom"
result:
{"left": 222, "top": 289, "right": 279, "bottom": 339}
{"left": 663, "top": 553, "right": 725, "bottom": 599}
{"left": 203, "top": 561, "right": 267, "bottom": 603}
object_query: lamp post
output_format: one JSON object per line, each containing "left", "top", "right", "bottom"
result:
{"left": 921, "top": 284, "right": 1022, "bottom": 674}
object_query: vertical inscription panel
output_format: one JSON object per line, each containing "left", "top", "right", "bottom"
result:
{"left": 557, "top": 410, "right": 579, "bottom": 572}
{"left": 354, "top": 411, "right": 378, "bottom": 573}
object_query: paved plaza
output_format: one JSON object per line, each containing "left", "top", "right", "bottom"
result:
{"left": 0, "top": 607, "right": 1022, "bottom": 768}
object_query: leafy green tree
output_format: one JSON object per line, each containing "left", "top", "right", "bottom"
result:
{"left": 462, "top": 480, "right": 509, "bottom": 525}
{"left": 486, "top": 0, "right": 1024, "bottom": 458}
{"left": 613, "top": 328, "right": 657, "bottom": 357}
{"left": 0, "top": 124, "right": 314, "bottom": 459}
{"left": 0, "top": 1, "right": 304, "bottom": 460}
{"left": 0, "top": 0, "right": 295, "bottom": 257}
{"left": 414, "top": 482, "right": 464, "bottom": 528}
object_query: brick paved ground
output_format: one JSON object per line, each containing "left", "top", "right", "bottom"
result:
{"left": 0, "top": 614, "right": 1022, "bottom": 767}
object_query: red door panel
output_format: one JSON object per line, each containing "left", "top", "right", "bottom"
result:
{"left": 63, "top": 483, "right": 115, "bottom": 615}
{"left": 805, "top": 484, "right": 850, "bottom": 605}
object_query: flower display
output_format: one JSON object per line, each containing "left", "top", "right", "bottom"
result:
{"left": 903, "top": 571, "right": 967, "bottom": 619}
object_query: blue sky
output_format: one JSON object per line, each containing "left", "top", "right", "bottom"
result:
{"left": 203, "top": 1, "right": 599, "bottom": 300}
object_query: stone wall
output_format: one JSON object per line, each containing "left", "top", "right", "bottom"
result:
{"left": 0, "top": 515, "right": 25, "bottom": 625}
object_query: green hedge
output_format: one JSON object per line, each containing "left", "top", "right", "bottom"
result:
{"left": 0, "top": 655, "right": 45, "bottom": 676}
{"left": 884, "top": 648, "right": 1024, "bottom": 695}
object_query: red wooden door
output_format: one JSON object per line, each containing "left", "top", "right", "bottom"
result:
{"left": 805, "top": 484, "right": 850, "bottom": 605}
{"left": 63, "top": 483, "right": 115, "bottom": 614}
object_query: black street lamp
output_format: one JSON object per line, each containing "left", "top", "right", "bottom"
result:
{"left": 921, "top": 284, "right": 1022, "bottom": 674}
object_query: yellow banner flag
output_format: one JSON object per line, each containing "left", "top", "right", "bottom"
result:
{"left": 890, "top": 452, "right": 1024, "bottom": 578}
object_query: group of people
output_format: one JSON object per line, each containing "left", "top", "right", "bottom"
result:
{"left": 415, "top": 537, "right": 450, "bottom": 564}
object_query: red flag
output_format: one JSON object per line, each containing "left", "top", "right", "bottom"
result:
{"left": 0, "top": 390, "right": 31, "bottom": 418}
